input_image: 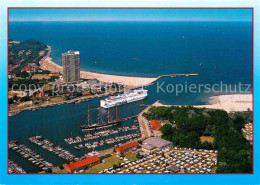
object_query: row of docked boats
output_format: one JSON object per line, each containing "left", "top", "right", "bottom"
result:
{"left": 76, "top": 132, "right": 142, "bottom": 150}
{"left": 8, "top": 160, "right": 26, "bottom": 174}
{"left": 64, "top": 125, "right": 139, "bottom": 145}
{"left": 9, "top": 141, "right": 53, "bottom": 171}
{"left": 28, "top": 135, "right": 75, "bottom": 161}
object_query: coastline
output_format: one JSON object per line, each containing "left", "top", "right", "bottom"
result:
{"left": 8, "top": 90, "right": 115, "bottom": 116}
{"left": 39, "top": 48, "right": 199, "bottom": 87}
{"left": 155, "top": 94, "right": 252, "bottom": 113}
{"left": 40, "top": 56, "right": 157, "bottom": 87}
{"left": 10, "top": 45, "right": 201, "bottom": 115}
{"left": 10, "top": 47, "right": 157, "bottom": 115}
{"left": 194, "top": 94, "right": 253, "bottom": 113}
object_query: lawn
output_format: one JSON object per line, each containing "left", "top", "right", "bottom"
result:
{"left": 32, "top": 74, "right": 51, "bottom": 80}
{"left": 84, "top": 154, "right": 122, "bottom": 173}
{"left": 38, "top": 50, "right": 45, "bottom": 56}
{"left": 48, "top": 97, "right": 64, "bottom": 104}
{"left": 125, "top": 152, "right": 137, "bottom": 162}
{"left": 43, "top": 84, "right": 53, "bottom": 91}
{"left": 9, "top": 90, "right": 27, "bottom": 98}
{"left": 13, "top": 77, "right": 24, "bottom": 81}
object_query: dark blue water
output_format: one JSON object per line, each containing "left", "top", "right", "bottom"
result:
{"left": 9, "top": 21, "right": 252, "bottom": 173}
{"left": 10, "top": 21, "right": 252, "bottom": 79}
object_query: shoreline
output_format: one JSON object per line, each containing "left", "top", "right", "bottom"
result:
{"left": 10, "top": 46, "right": 201, "bottom": 115}
{"left": 40, "top": 56, "right": 158, "bottom": 87}
{"left": 8, "top": 90, "right": 116, "bottom": 116}
{"left": 155, "top": 94, "right": 253, "bottom": 113}
{"left": 39, "top": 47, "right": 199, "bottom": 87}
{"left": 194, "top": 94, "right": 253, "bottom": 113}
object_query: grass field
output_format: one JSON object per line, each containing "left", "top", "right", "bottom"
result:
{"left": 125, "top": 152, "right": 137, "bottom": 162}
{"left": 17, "top": 101, "right": 32, "bottom": 107}
{"left": 38, "top": 50, "right": 45, "bottom": 56}
{"left": 200, "top": 136, "right": 214, "bottom": 143}
{"left": 44, "top": 84, "right": 53, "bottom": 91}
{"left": 48, "top": 97, "right": 64, "bottom": 103}
{"left": 85, "top": 154, "right": 122, "bottom": 173}
{"left": 32, "top": 74, "right": 51, "bottom": 80}
{"left": 9, "top": 90, "right": 27, "bottom": 98}
{"left": 13, "top": 77, "right": 24, "bottom": 81}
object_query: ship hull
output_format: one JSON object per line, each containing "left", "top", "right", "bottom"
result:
{"left": 81, "top": 122, "right": 120, "bottom": 131}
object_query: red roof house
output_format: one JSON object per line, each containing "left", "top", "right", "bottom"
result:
{"left": 21, "top": 66, "right": 31, "bottom": 72}
{"left": 64, "top": 155, "right": 100, "bottom": 173}
{"left": 150, "top": 120, "right": 161, "bottom": 130}
{"left": 82, "top": 92, "right": 91, "bottom": 96}
{"left": 21, "top": 63, "right": 38, "bottom": 73}
{"left": 115, "top": 141, "right": 139, "bottom": 154}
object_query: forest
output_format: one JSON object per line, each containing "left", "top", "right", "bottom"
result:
{"left": 9, "top": 40, "right": 48, "bottom": 67}
{"left": 143, "top": 106, "right": 252, "bottom": 173}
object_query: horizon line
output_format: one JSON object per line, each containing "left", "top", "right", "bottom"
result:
{"left": 9, "top": 19, "right": 252, "bottom": 22}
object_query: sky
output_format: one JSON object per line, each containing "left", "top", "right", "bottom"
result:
{"left": 9, "top": 8, "right": 252, "bottom": 22}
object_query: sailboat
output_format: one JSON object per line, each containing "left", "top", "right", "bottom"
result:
{"left": 80, "top": 105, "right": 121, "bottom": 131}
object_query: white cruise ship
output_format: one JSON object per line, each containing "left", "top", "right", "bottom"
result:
{"left": 100, "top": 88, "right": 148, "bottom": 108}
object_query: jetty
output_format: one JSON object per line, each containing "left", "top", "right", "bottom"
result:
{"left": 157, "top": 72, "right": 199, "bottom": 79}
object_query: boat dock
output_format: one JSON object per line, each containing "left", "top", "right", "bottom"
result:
{"left": 29, "top": 136, "right": 75, "bottom": 161}
{"left": 9, "top": 141, "right": 53, "bottom": 171}
{"left": 8, "top": 160, "right": 26, "bottom": 174}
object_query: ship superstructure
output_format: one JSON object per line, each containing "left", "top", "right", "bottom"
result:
{"left": 100, "top": 88, "right": 148, "bottom": 108}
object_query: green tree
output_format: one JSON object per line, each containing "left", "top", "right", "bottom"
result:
{"left": 112, "top": 164, "right": 118, "bottom": 170}
{"left": 160, "top": 124, "right": 173, "bottom": 135}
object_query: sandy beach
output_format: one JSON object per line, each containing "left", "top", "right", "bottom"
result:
{"left": 155, "top": 94, "right": 252, "bottom": 113}
{"left": 40, "top": 57, "right": 157, "bottom": 87}
{"left": 194, "top": 94, "right": 252, "bottom": 112}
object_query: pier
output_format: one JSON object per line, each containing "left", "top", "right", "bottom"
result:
{"left": 9, "top": 160, "right": 26, "bottom": 174}
{"left": 29, "top": 136, "right": 75, "bottom": 161}
{"left": 9, "top": 141, "right": 53, "bottom": 171}
{"left": 157, "top": 72, "right": 199, "bottom": 79}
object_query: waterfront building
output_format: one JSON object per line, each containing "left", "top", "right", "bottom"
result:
{"left": 142, "top": 137, "right": 172, "bottom": 152}
{"left": 64, "top": 155, "right": 100, "bottom": 173}
{"left": 61, "top": 50, "right": 80, "bottom": 82}
{"left": 115, "top": 141, "right": 139, "bottom": 154}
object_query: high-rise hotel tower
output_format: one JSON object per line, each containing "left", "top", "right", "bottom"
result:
{"left": 62, "top": 50, "right": 80, "bottom": 82}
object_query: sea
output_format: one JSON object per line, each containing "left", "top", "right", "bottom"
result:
{"left": 9, "top": 21, "right": 252, "bottom": 172}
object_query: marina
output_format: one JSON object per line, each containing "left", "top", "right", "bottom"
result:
{"left": 28, "top": 136, "right": 75, "bottom": 161}
{"left": 65, "top": 124, "right": 139, "bottom": 144}
{"left": 8, "top": 160, "right": 26, "bottom": 174}
{"left": 9, "top": 141, "right": 54, "bottom": 171}
{"left": 8, "top": 99, "right": 144, "bottom": 173}
{"left": 77, "top": 132, "right": 141, "bottom": 150}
